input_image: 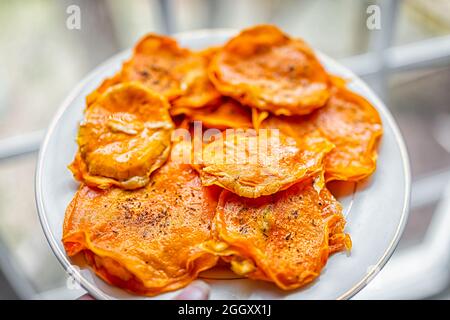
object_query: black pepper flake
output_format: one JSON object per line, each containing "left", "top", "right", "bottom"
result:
{"left": 139, "top": 70, "right": 149, "bottom": 78}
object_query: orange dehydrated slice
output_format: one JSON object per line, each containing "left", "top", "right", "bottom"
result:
{"left": 86, "top": 72, "right": 122, "bottom": 108}
{"left": 172, "top": 99, "right": 253, "bottom": 129}
{"left": 211, "top": 178, "right": 350, "bottom": 290}
{"left": 171, "top": 47, "right": 222, "bottom": 109}
{"left": 70, "top": 82, "right": 173, "bottom": 189}
{"left": 195, "top": 130, "right": 334, "bottom": 198}
{"left": 63, "top": 142, "right": 219, "bottom": 296}
{"left": 122, "top": 34, "right": 203, "bottom": 101}
{"left": 262, "top": 86, "right": 383, "bottom": 182}
{"left": 251, "top": 109, "right": 269, "bottom": 130}
{"left": 209, "top": 25, "right": 330, "bottom": 116}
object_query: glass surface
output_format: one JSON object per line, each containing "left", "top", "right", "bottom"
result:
{"left": 0, "top": 0, "right": 449, "bottom": 299}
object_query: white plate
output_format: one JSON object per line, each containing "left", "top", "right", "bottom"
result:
{"left": 35, "top": 29, "right": 411, "bottom": 300}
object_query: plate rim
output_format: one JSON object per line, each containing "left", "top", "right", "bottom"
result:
{"left": 35, "top": 28, "right": 411, "bottom": 300}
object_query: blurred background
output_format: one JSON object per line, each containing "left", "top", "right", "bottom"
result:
{"left": 0, "top": 0, "right": 449, "bottom": 299}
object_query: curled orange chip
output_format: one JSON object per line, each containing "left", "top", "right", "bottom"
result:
{"left": 172, "top": 99, "right": 253, "bottom": 129}
{"left": 210, "top": 179, "right": 350, "bottom": 290}
{"left": 171, "top": 47, "right": 222, "bottom": 109}
{"left": 251, "top": 108, "right": 269, "bottom": 130}
{"left": 86, "top": 72, "right": 122, "bottom": 108}
{"left": 196, "top": 130, "right": 334, "bottom": 198}
{"left": 262, "top": 86, "right": 383, "bottom": 182}
{"left": 316, "top": 87, "right": 383, "bottom": 181}
{"left": 122, "top": 34, "right": 203, "bottom": 100}
{"left": 209, "top": 25, "right": 330, "bottom": 116}
{"left": 70, "top": 82, "right": 173, "bottom": 189}
{"left": 63, "top": 142, "right": 219, "bottom": 296}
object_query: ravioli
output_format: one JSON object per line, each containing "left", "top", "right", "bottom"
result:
{"left": 196, "top": 130, "right": 334, "bottom": 198}
{"left": 262, "top": 86, "right": 383, "bottom": 182}
{"left": 209, "top": 25, "right": 330, "bottom": 116}
{"left": 122, "top": 34, "right": 204, "bottom": 101}
{"left": 70, "top": 82, "right": 173, "bottom": 190}
{"left": 63, "top": 142, "right": 219, "bottom": 296}
{"left": 172, "top": 98, "right": 253, "bottom": 129}
{"left": 209, "top": 178, "right": 350, "bottom": 290}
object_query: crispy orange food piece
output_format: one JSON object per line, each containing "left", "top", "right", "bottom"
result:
{"left": 209, "top": 25, "right": 330, "bottom": 116}
{"left": 209, "top": 178, "right": 350, "bottom": 290}
{"left": 122, "top": 34, "right": 206, "bottom": 101}
{"left": 70, "top": 82, "right": 173, "bottom": 189}
{"left": 172, "top": 99, "right": 253, "bottom": 129}
{"left": 262, "top": 86, "right": 383, "bottom": 182}
{"left": 171, "top": 47, "right": 222, "bottom": 109}
{"left": 86, "top": 72, "right": 122, "bottom": 108}
{"left": 63, "top": 142, "right": 219, "bottom": 296}
{"left": 251, "top": 108, "right": 269, "bottom": 130}
{"left": 195, "top": 130, "right": 334, "bottom": 198}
